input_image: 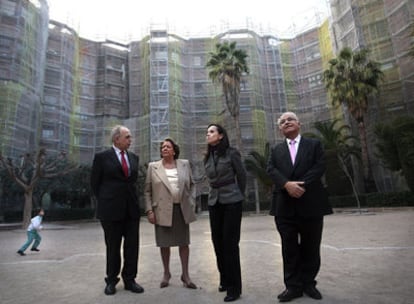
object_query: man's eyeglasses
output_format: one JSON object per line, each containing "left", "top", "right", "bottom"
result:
{"left": 279, "top": 117, "right": 297, "bottom": 125}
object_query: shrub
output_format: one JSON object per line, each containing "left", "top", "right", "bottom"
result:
{"left": 329, "top": 191, "right": 414, "bottom": 208}
{"left": 3, "top": 208, "right": 96, "bottom": 223}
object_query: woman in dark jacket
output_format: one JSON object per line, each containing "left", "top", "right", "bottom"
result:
{"left": 203, "top": 123, "right": 246, "bottom": 302}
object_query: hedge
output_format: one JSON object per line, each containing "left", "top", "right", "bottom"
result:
{"left": 3, "top": 208, "right": 96, "bottom": 223}
{"left": 328, "top": 191, "right": 414, "bottom": 208}
{"left": 246, "top": 191, "right": 414, "bottom": 211}
{"left": 3, "top": 191, "right": 413, "bottom": 223}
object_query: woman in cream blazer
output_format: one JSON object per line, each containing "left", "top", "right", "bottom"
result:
{"left": 145, "top": 138, "right": 197, "bottom": 289}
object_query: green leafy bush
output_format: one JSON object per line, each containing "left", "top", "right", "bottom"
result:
{"left": 329, "top": 191, "right": 414, "bottom": 208}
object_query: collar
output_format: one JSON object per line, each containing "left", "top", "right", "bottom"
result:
{"left": 113, "top": 145, "right": 124, "bottom": 154}
{"left": 286, "top": 134, "right": 301, "bottom": 145}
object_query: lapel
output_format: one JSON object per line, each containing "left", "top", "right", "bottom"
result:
{"left": 176, "top": 159, "right": 186, "bottom": 199}
{"left": 110, "top": 148, "right": 125, "bottom": 176}
{"left": 126, "top": 151, "right": 135, "bottom": 172}
{"left": 281, "top": 138, "right": 303, "bottom": 171}
{"left": 292, "top": 137, "right": 307, "bottom": 169}
{"left": 153, "top": 159, "right": 173, "bottom": 194}
{"left": 281, "top": 141, "right": 294, "bottom": 168}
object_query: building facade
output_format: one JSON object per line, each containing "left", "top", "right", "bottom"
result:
{"left": 1, "top": 0, "right": 413, "bottom": 195}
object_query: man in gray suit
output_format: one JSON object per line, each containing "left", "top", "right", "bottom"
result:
{"left": 91, "top": 125, "right": 144, "bottom": 296}
{"left": 267, "top": 112, "right": 332, "bottom": 302}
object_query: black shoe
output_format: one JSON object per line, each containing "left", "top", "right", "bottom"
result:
{"left": 224, "top": 294, "right": 240, "bottom": 302}
{"left": 278, "top": 289, "right": 302, "bottom": 299}
{"left": 277, "top": 289, "right": 286, "bottom": 299}
{"left": 304, "top": 285, "right": 322, "bottom": 300}
{"left": 278, "top": 289, "right": 303, "bottom": 302}
{"left": 104, "top": 284, "right": 116, "bottom": 295}
{"left": 124, "top": 281, "right": 144, "bottom": 293}
{"left": 218, "top": 285, "right": 227, "bottom": 292}
{"left": 181, "top": 275, "right": 197, "bottom": 289}
{"left": 17, "top": 250, "right": 26, "bottom": 256}
{"left": 31, "top": 248, "right": 40, "bottom": 252}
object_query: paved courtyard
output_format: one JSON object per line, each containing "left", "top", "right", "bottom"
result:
{"left": 0, "top": 208, "right": 413, "bottom": 304}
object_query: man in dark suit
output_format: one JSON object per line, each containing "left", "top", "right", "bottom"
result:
{"left": 266, "top": 112, "right": 333, "bottom": 302}
{"left": 91, "top": 125, "right": 144, "bottom": 296}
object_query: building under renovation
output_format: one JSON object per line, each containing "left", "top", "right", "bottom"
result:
{"left": 0, "top": 0, "right": 413, "bottom": 201}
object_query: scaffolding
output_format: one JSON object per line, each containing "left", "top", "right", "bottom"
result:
{"left": 127, "top": 36, "right": 151, "bottom": 161}
{"left": 1, "top": 0, "right": 412, "bottom": 194}
{"left": 75, "top": 38, "right": 99, "bottom": 161}
{"left": 148, "top": 30, "right": 170, "bottom": 161}
{"left": 329, "top": 0, "right": 414, "bottom": 191}
{"left": 0, "top": 0, "right": 48, "bottom": 157}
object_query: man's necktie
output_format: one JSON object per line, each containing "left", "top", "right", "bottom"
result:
{"left": 120, "top": 151, "right": 129, "bottom": 177}
{"left": 289, "top": 140, "right": 296, "bottom": 164}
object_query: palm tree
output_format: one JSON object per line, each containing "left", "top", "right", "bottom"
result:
{"left": 244, "top": 142, "right": 273, "bottom": 191}
{"left": 304, "top": 119, "right": 362, "bottom": 210}
{"left": 206, "top": 41, "right": 249, "bottom": 151}
{"left": 244, "top": 142, "right": 273, "bottom": 213}
{"left": 323, "top": 47, "right": 383, "bottom": 188}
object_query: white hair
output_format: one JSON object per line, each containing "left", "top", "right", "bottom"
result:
{"left": 277, "top": 112, "right": 299, "bottom": 125}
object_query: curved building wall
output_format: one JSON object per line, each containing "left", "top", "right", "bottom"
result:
{"left": 0, "top": 0, "right": 49, "bottom": 156}
{"left": 0, "top": 0, "right": 412, "bottom": 194}
{"left": 329, "top": 0, "right": 414, "bottom": 191}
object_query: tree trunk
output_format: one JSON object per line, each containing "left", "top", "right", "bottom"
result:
{"left": 350, "top": 155, "right": 366, "bottom": 193}
{"left": 358, "top": 121, "right": 377, "bottom": 191}
{"left": 338, "top": 155, "right": 362, "bottom": 213}
{"left": 254, "top": 178, "right": 260, "bottom": 214}
{"left": 234, "top": 114, "right": 243, "bottom": 154}
{"left": 22, "top": 189, "right": 33, "bottom": 229}
{"left": 358, "top": 121, "right": 370, "bottom": 179}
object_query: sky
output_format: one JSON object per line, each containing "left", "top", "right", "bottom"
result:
{"left": 46, "top": 0, "right": 330, "bottom": 42}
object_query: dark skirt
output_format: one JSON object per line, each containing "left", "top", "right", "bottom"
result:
{"left": 155, "top": 204, "right": 190, "bottom": 247}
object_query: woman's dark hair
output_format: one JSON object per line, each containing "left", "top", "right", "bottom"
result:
{"left": 203, "top": 123, "right": 229, "bottom": 163}
{"left": 160, "top": 138, "right": 180, "bottom": 159}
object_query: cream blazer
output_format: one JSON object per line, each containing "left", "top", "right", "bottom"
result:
{"left": 144, "top": 159, "right": 196, "bottom": 227}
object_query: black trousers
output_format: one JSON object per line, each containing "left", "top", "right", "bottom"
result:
{"left": 209, "top": 201, "right": 242, "bottom": 296}
{"left": 275, "top": 215, "right": 323, "bottom": 291}
{"left": 100, "top": 218, "right": 140, "bottom": 285}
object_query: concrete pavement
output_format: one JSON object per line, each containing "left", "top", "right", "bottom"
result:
{"left": 0, "top": 209, "right": 413, "bottom": 304}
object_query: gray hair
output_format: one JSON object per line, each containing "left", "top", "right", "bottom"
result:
{"left": 277, "top": 112, "right": 299, "bottom": 125}
{"left": 111, "top": 125, "right": 124, "bottom": 143}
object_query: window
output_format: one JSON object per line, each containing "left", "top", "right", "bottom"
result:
{"left": 0, "top": 37, "right": 13, "bottom": 53}
{"left": 73, "top": 134, "right": 79, "bottom": 145}
{"left": 171, "top": 52, "right": 179, "bottom": 63}
{"left": 369, "top": 20, "right": 388, "bottom": 41}
{"left": 42, "top": 129, "right": 54, "bottom": 138}
{"left": 1, "top": 0, "right": 16, "bottom": 16}
{"left": 308, "top": 74, "right": 322, "bottom": 88}
{"left": 193, "top": 56, "right": 201, "bottom": 66}
{"left": 305, "top": 45, "right": 321, "bottom": 61}
{"left": 45, "top": 70, "right": 61, "bottom": 86}
{"left": 155, "top": 51, "right": 167, "bottom": 60}
{"left": 44, "top": 95, "right": 58, "bottom": 104}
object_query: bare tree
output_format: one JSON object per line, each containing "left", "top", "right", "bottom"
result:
{"left": 0, "top": 149, "right": 76, "bottom": 228}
